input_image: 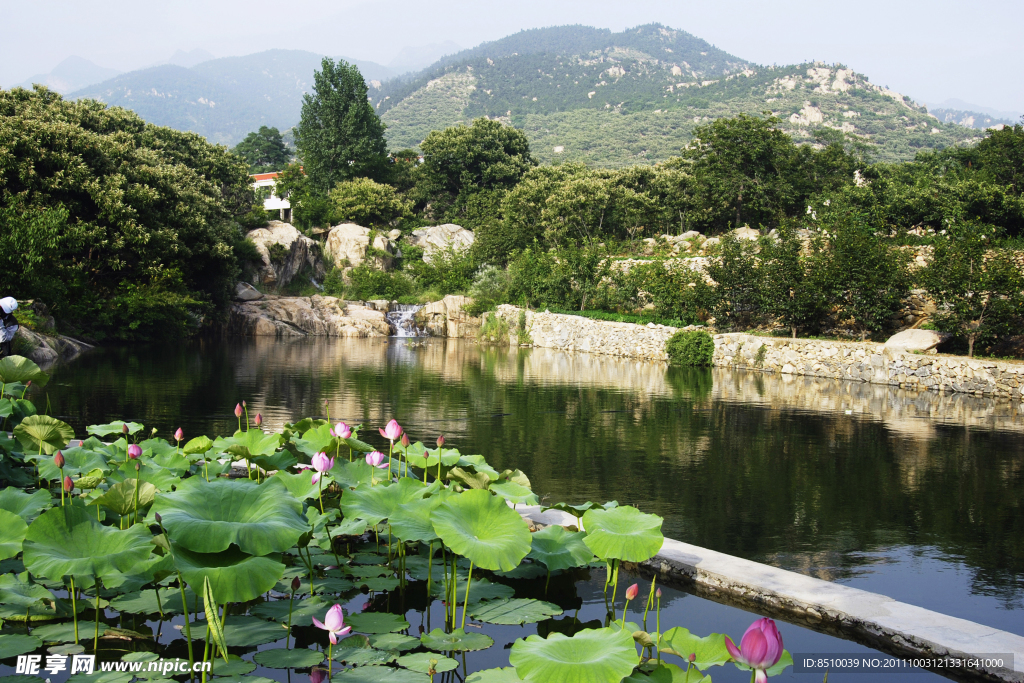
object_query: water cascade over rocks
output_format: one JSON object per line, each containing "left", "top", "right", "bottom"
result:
{"left": 387, "top": 304, "right": 427, "bottom": 337}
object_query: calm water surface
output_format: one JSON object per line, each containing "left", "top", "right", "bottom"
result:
{"left": 44, "top": 338, "right": 1024, "bottom": 650}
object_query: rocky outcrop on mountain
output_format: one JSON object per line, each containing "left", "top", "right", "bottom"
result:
{"left": 324, "top": 224, "right": 395, "bottom": 271}
{"left": 405, "top": 225, "right": 475, "bottom": 262}
{"left": 229, "top": 295, "right": 392, "bottom": 337}
{"left": 414, "top": 295, "right": 480, "bottom": 337}
{"left": 246, "top": 222, "right": 325, "bottom": 288}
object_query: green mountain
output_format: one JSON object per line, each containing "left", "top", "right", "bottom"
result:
{"left": 373, "top": 24, "right": 981, "bottom": 165}
{"left": 68, "top": 50, "right": 395, "bottom": 146}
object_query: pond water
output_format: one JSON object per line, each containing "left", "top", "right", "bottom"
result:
{"left": 20, "top": 336, "right": 1024, "bottom": 681}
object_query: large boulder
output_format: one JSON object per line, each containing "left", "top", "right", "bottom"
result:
{"left": 731, "top": 226, "right": 761, "bottom": 241}
{"left": 415, "top": 295, "right": 479, "bottom": 338}
{"left": 246, "top": 221, "right": 325, "bottom": 288}
{"left": 229, "top": 295, "right": 392, "bottom": 337}
{"left": 324, "top": 223, "right": 394, "bottom": 271}
{"left": 405, "top": 224, "right": 475, "bottom": 263}
{"left": 884, "top": 328, "right": 951, "bottom": 353}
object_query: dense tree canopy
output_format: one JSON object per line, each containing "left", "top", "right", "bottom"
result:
{"left": 232, "top": 126, "right": 290, "bottom": 173}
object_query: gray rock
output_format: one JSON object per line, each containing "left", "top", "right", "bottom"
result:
{"left": 884, "top": 328, "right": 950, "bottom": 353}
{"left": 246, "top": 221, "right": 325, "bottom": 288}
{"left": 234, "top": 282, "right": 262, "bottom": 301}
{"left": 405, "top": 224, "right": 475, "bottom": 262}
{"left": 324, "top": 223, "right": 394, "bottom": 271}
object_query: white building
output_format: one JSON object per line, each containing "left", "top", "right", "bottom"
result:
{"left": 251, "top": 172, "right": 291, "bottom": 222}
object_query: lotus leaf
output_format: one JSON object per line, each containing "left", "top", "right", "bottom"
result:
{"left": 456, "top": 454, "right": 500, "bottom": 479}
{"left": 33, "top": 447, "right": 109, "bottom": 479}
{"left": 330, "top": 516, "right": 368, "bottom": 537}
{"left": 270, "top": 469, "right": 319, "bottom": 501}
{"left": 294, "top": 424, "right": 337, "bottom": 455}
{"left": 346, "top": 611, "right": 410, "bottom": 634}
{"left": 205, "top": 655, "right": 255, "bottom": 677}
{"left": 368, "top": 633, "right": 420, "bottom": 652}
{"left": 0, "top": 634, "right": 43, "bottom": 658}
{"left": 731, "top": 650, "right": 793, "bottom": 678}
{"left": 659, "top": 628, "right": 731, "bottom": 670}
{"left": 275, "top": 577, "right": 353, "bottom": 595}
{"left": 250, "top": 595, "right": 327, "bottom": 622}
{"left": 343, "top": 565, "right": 391, "bottom": 578}
{"left": 253, "top": 450, "right": 299, "bottom": 472}
{"left": 342, "top": 436, "right": 376, "bottom": 454}
{"left": 335, "top": 667, "right": 427, "bottom": 683}
{"left": 253, "top": 648, "right": 324, "bottom": 669}
{"left": 32, "top": 622, "right": 82, "bottom": 643}
{"left": 173, "top": 544, "right": 285, "bottom": 603}
{"left": 356, "top": 576, "right": 400, "bottom": 592}
{"left": 421, "top": 628, "right": 494, "bottom": 652}
{"left": 389, "top": 497, "right": 441, "bottom": 543}
{"left": 67, "top": 673, "right": 133, "bottom": 683}
{"left": 527, "top": 526, "right": 594, "bottom": 572}
{"left": 23, "top": 506, "right": 153, "bottom": 580}
{"left": 397, "top": 652, "right": 459, "bottom": 674}
{"left": 0, "top": 674, "right": 41, "bottom": 683}
{"left": 209, "top": 677, "right": 275, "bottom": 683}
{"left": 0, "top": 356, "right": 49, "bottom": 386}
{"left": 93, "top": 480, "right": 157, "bottom": 516}
{"left": 0, "top": 510, "right": 28, "bottom": 560}
{"left": 488, "top": 481, "right": 539, "bottom": 505}
{"left": 431, "top": 489, "right": 531, "bottom": 571}
{"left": 14, "top": 415, "right": 74, "bottom": 455}
{"left": 217, "top": 430, "right": 283, "bottom": 459}
{"left": 341, "top": 478, "right": 431, "bottom": 526}
{"left": 86, "top": 421, "right": 143, "bottom": 437}
{"left": 191, "top": 615, "right": 287, "bottom": 647}
{"left": 0, "top": 398, "right": 11, "bottom": 419}
{"left": 428, "top": 577, "right": 514, "bottom": 603}
{"left": 492, "top": 562, "right": 547, "bottom": 580}
{"left": 153, "top": 477, "right": 306, "bottom": 555}
{"left": 468, "top": 598, "right": 562, "bottom": 625}
{"left": 623, "top": 663, "right": 709, "bottom": 683}
{"left": 581, "top": 506, "right": 663, "bottom": 562}
{"left": 465, "top": 669, "right": 523, "bottom": 683}
{"left": 331, "top": 460, "right": 374, "bottom": 489}
{"left": 332, "top": 648, "right": 397, "bottom": 666}
{"left": 109, "top": 588, "right": 198, "bottom": 615}
{"left": 536, "top": 617, "right": 603, "bottom": 639}
{"left": 109, "top": 461, "right": 181, "bottom": 492}
{"left": 0, "top": 573, "right": 53, "bottom": 606}
{"left": 182, "top": 436, "right": 213, "bottom": 456}
{"left": 447, "top": 467, "right": 492, "bottom": 490}
{"left": 509, "top": 628, "right": 638, "bottom": 683}
{"left": 145, "top": 450, "right": 190, "bottom": 476}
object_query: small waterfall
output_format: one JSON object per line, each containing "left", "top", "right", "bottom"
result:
{"left": 387, "top": 304, "right": 426, "bottom": 337}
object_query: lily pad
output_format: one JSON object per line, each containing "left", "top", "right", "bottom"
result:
{"left": 48, "top": 643, "right": 85, "bottom": 655}
{"left": 250, "top": 595, "right": 328, "bottom": 623}
{"left": 488, "top": 481, "right": 539, "bottom": 506}
{"left": 0, "top": 634, "right": 42, "bottom": 658}
{"left": 0, "top": 356, "right": 49, "bottom": 386}
{"left": 14, "top": 415, "right": 74, "bottom": 455}
{"left": 153, "top": 477, "right": 307, "bottom": 555}
{"left": 93, "top": 480, "right": 157, "bottom": 516}
{"left": 192, "top": 616, "right": 288, "bottom": 647}
{"left": 581, "top": 506, "right": 664, "bottom": 563}
{"left": 368, "top": 633, "right": 421, "bottom": 652}
{"left": 210, "top": 655, "right": 257, "bottom": 677}
{"left": 272, "top": 469, "right": 319, "bottom": 501}
{"left": 0, "top": 510, "right": 28, "bottom": 561}
{"left": 528, "top": 526, "right": 594, "bottom": 572}
{"left": 109, "top": 588, "right": 198, "bottom": 615}
{"left": 0, "top": 676, "right": 46, "bottom": 683}
{"left": 346, "top": 612, "right": 410, "bottom": 634}
{"left": 253, "top": 648, "right": 324, "bottom": 669}
{"left": 335, "top": 667, "right": 427, "bottom": 683}
{"left": 23, "top": 506, "right": 154, "bottom": 581}
{"left": 493, "top": 562, "right": 547, "bottom": 580}
{"left": 421, "top": 627, "right": 494, "bottom": 652}
{"left": 342, "top": 478, "right": 431, "bottom": 526}
{"left": 430, "top": 489, "right": 532, "bottom": 571}
{"left": 428, "top": 577, "right": 514, "bottom": 603}
{"left": 174, "top": 544, "right": 285, "bottom": 604}
{"left": 34, "top": 447, "right": 110, "bottom": 480}
{"left": 0, "top": 489, "right": 50, "bottom": 521}
{"left": 509, "top": 628, "right": 638, "bottom": 683}
{"left": 332, "top": 648, "right": 397, "bottom": 666}
{"left": 465, "top": 669, "right": 523, "bottom": 683}
{"left": 67, "top": 672, "right": 133, "bottom": 683}
{"left": 183, "top": 436, "right": 214, "bottom": 456}
{"left": 397, "top": 652, "right": 459, "bottom": 674}
{"left": 659, "top": 628, "right": 731, "bottom": 670}
{"left": 86, "top": 421, "right": 143, "bottom": 437}
{"left": 468, "top": 598, "right": 562, "bottom": 625}
{"left": 389, "top": 497, "right": 441, "bottom": 543}
{"left": 32, "top": 622, "right": 82, "bottom": 643}
{"left": 623, "top": 663, "right": 709, "bottom": 683}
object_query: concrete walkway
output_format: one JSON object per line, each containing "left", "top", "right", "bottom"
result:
{"left": 519, "top": 506, "right": 1024, "bottom": 682}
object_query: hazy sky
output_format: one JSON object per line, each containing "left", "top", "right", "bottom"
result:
{"left": 4, "top": 0, "right": 1022, "bottom": 114}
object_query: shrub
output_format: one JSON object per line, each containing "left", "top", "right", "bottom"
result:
{"left": 479, "top": 312, "right": 510, "bottom": 344}
{"left": 348, "top": 265, "right": 413, "bottom": 301}
{"left": 409, "top": 246, "right": 478, "bottom": 295}
{"left": 467, "top": 265, "right": 510, "bottom": 315}
{"left": 328, "top": 177, "right": 411, "bottom": 227}
{"left": 665, "top": 330, "right": 715, "bottom": 367}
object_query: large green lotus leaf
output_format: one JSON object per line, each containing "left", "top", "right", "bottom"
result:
{"left": 0, "top": 356, "right": 49, "bottom": 386}
{"left": 32, "top": 622, "right": 82, "bottom": 643}
{"left": 0, "top": 488, "right": 50, "bottom": 521}
{"left": 332, "top": 648, "right": 397, "bottom": 666}
{"left": 401, "top": 442, "right": 430, "bottom": 469}
{"left": 23, "top": 506, "right": 153, "bottom": 580}
{"left": 0, "top": 398, "right": 11, "bottom": 419}
{"left": 0, "top": 573, "right": 54, "bottom": 606}
{"left": 217, "top": 429, "right": 283, "bottom": 459}
{"left": 659, "top": 628, "right": 731, "bottom": 670}
{"left": 447, "top": 467, "right": 492, "bottom": 490}
{"left": 210, "top": 655, "right": 257, "bottom": 677}
{"left": 427, "top": 577, "right": 514, "bottom": 603}
{"left": 341, "top": 478, "right": 430, "bottom": 526}
{"left": 102, "top": 549, "right": 174, "bottom": 592}
{"left": 368, "top": 633, "right": 421, "bottom": 652}
{"left": 493, "top": 562, "right": 547, "bottom": 580}
{"left": 331, "top": 459, "right": 374, "bottom": 489}
{"left": 67, "top": 672, "right": 133, "bottom": 683}
{"left": 270, "top": 470, "right": 319, "bottom": 501}
{"left": 0, "top": 676, "right": 47, "bottom": 683}
{"left": 182, "top": 436, "right": 213, "bottom": 456}
{"left": 152, "top": 476, "right": 306, "bottom": 555}
{"left": 0, "top": 510, "right": 28, "bottom": 560}
{"left": 173, "top": 544, "right": 285, "bottom": 604}
{"left": 465, "top": 668, "right": 523, "bottom": 683}
{"left": 0, "top": 634, "right": 43, "bottom": 658}
{"left": 297, "top": 424, "right": 337, "bottom": 455}
{"left": 421, "top": 628, "right": 493, "bottom": 652}
{"left": 346, "top": 612, "right": 410, "bottom": 634}
{"left": 341, "top": 436, "right": 376, "bottom": 454}
{"left": 430, "top": 489, "right": 531, "bottom": 571}
{"left": 253, "top": 450, "right": 299, "bottom": 473}
{"left": 144, "top": 450, "right": 191, "bottom": 476}
{"left": 582, "top": 506, "right": 663, "bottom": 562}
{"left": 509, "top": 628, "right": 638, "bottom": 683}
{"left": 206, "top": 677, "right": 274, "bottom": 683}
{"left": 397, "top": 652, "right": 459, "bottom": 674}
{"left": 14, "top": 415, "right": 74, "bottom": 455}
{"left": 86, "top": 421, "right": 144, "bottom": 437}
{"left": 335, "top": 667, "right": 427, "bottom": 683}
{"left": 527, "top": 525, "right": 595, "bottom": 572}
{"left": 456, "top": 454, "right": 501, "bottom": 479}
{"left": 93, "top": 480, "right": 157, "bottom": 516}
{"left": 468, "top": 598, "right": 562, "bottom": 625}
{"left": 388, "top": 497, "right": 442, "bottom": 543}
{"left": 488, "top": 481, "right": 539, "bottom": 505}
{"left": 191, "top": 615, "right": 286, "bottom": 647}
{"left": 253, "top": 648, "right": 324, "bottom": 669}
{"left": 33, "top": 447, "right": 110, "bottom": 479}
{"left": 623, "top": 663, "right": 709, "bottom": 683}
{"left": 108, "top": 460, "right": 181, "bottom": 493}
{"left": 109, "top": 587, "right": 198, "bottom": 615}
{"left": 250, "top": 595, "right": 329, "bottom": 623}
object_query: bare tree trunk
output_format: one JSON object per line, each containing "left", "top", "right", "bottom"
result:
{"left": 791, "top": 325, "right": 797, "bottom": 339}
{"left": 968, "top": 334, "right": 975, "bottom": 358}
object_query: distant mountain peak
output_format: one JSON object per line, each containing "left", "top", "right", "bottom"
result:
{"left": 14, "top": 55, "right": 121, "bottom": 95}
{"left": 165, "top": 49, "right": 217, "bottom": 68}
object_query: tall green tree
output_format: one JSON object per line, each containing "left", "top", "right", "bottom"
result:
{"left": 757, "top": 226, "right": 826, "bottom": 338}
{"left": 295, "top": 58, "right": 389, "bottom": 193}
{"left": 232, "top": 126, "right": 290, "bottom": 173}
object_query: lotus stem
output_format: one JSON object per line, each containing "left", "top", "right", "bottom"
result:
{"left": 656, "top": 591, "right": 661, "bottom": 664}
{"left": 609, "top": 560, "right": 620, "bottom": 608}
{"left": 201, "top": 624, "right": 211, "bottom": 683}
{"left": 642, "top": 577, "right": 656, "bottom": 629}
{"left": 243, "top": 403, "right": 250, "bottom": 431}
{"left": 133, "top": 468, "right": 141, "bottom": 525}
{"left": 460, "top": 561, "right": 474, "bottom": 630}
{"left": 59, "top": 466, "right": 65, "bottom": 506}
{"left": 544, "top": 569, "right": 551, "bottom": 595}
{"left": 93, "top": 577, "right": 101, "bottom": 653}
{"left": 285, "top": 587, "right": 296, "bottom": 650}
{"left": 158, "top": 515, "right": 196, "bottom": 679}
{"left": 155, "top": 587, "right": 164, "bottom": 619}
{"left": 317, "top": 479, "right": 324, "bottom": 514}
{"left": 426, "top": 542, "right": 433, "bottom": 601}
{"left": 328, "top": 642, "right": 333, "bottom": 675}
{"left": 70, "top": 576, "right": 78, "bottom": 644}
{"left": 387, "top": 440, "right": 393, "bottom": 481}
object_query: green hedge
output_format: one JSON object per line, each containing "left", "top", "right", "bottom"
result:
{"left": 665, "top": 330, "right": 715, "bottom": 367}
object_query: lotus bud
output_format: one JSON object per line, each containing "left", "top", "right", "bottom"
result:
{"left": 625, "top": 583, "right": 639, "bottom": 601}
{"left": 127, "top": 444, "right": 142, "bottom": 459}
{"left": 174, "top": 428, "right": 184, "bottom": 442}
{"left": 436, "top": 435, "right": 445, "bottom": 448}
{"left": 255, "top": 413, "right": 263, "bottom": 427}
{"left": 26, "top": 380, "right": 31, "bottom": 388}
{"left": 309, "top": 668, "right": 326, "bottom": 683}
{"left": 63, "top": 476, "right": 74, "bottom": 493}
{"left": 291, "top": 577, "right": 301, "bottom": 591}
{"left": 135, "top": 461, "right": 141, "bottom": 471}
{"left": 154, "top": 512, "right": 162, "bottom": 524}
{"left": 234, "top": 403, "right": 243, "bottom": 418}
{"left": 725, "top": 618, "right": 784, "bottom": 678}
{"left": 151, "top": 427, "right": 157, "bottom": 436}
{"left": 401, "top": 433, "right": 410, "bottom": 448}
{"left": 689, "top": 653, "right": 696, "bottom": 663}
{"left": 54, "top": 451, "right": 65, "bottom": 468}
{"left": 243, "top": 400, "right": 247, "bottom": 408}
{"left": 656, "top": 588, "right": 662, "bottom": 599}
{"left": 122, "top": 423, "right": 129, "bottom": 434}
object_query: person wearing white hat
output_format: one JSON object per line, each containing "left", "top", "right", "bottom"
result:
{"left": 0, "top": 298, "right": 18, "bottom": 358}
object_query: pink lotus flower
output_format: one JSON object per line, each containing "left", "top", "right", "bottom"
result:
{"left": 365, "top": 451, "right": 388, "bottom": 468}
{"left": 309, "top": 667, "right": 328, "bottom": 683}
{"left": 54, "top": 451, "right": 65, "bottom": 468}
{"left": 436, "top": 435, "right": 445, "bottom": 448}
{"left": 332, "top": 422, "right": 352, "bottom": 439}
{"left": 63, "top": 476, "right": 74, "bottom": 493}
{"left": 174, "top": 428, "right": 184, "bottom": 442}
{"left": 311, "top": 604, "right": 351, "bottom": 645}
{"left": 725, "top": 618, "right": 784, "bottom": 683}
{"left": 254, "top": 413, "right": 263, "bottom": 427}
{"left": 234, "top": 403, "right": 243, "bottom": 418}
{"left": 310, "top": 452, "right": 334, "bottom": 484}
{"left": 625, "top": 583, "right": 639, "bottom": 601}
{"left": 379, "top": 419, "right": 402, "bottom": 441}
{"left": 400, "top": 433, "right": 410, "bottom": 448}
{"left": 127, "top": 444, "right": 142, "bottom": 460}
